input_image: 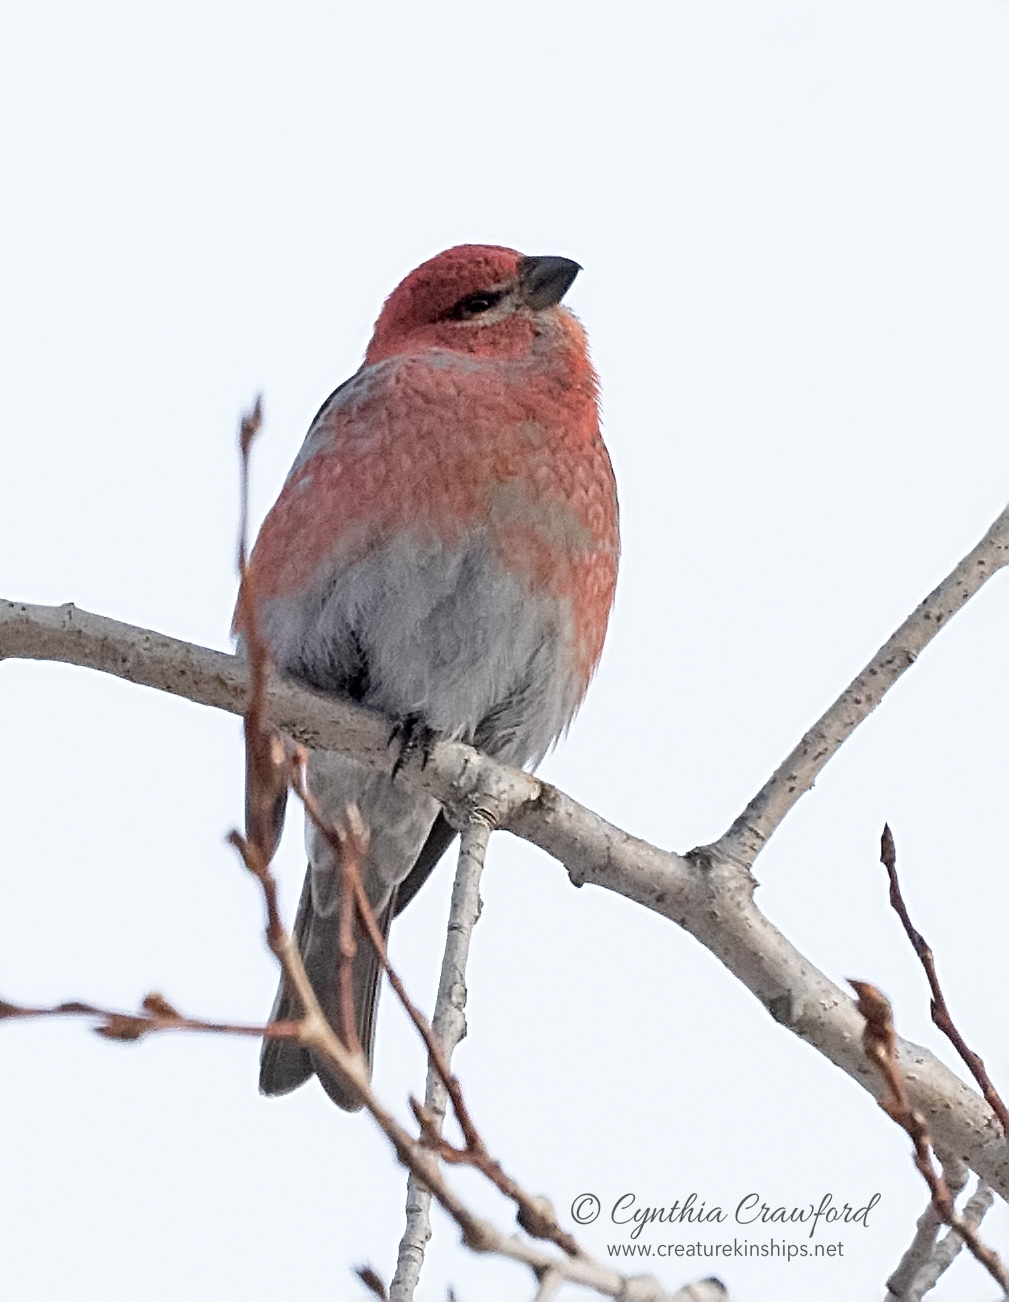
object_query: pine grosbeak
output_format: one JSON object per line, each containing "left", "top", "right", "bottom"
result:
{"left": 242, "top": 245, "right": 619, "bottom": 1107}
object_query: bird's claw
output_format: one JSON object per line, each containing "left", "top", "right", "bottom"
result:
{"left": 389, "top": 714, "right": 436, "bottom": 779}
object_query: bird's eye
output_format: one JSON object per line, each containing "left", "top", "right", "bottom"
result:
{"left": 449, "top": 290, "right": 504, "bottom": 321}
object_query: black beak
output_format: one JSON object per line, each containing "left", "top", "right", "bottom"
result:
{"left": 517, "top": 255, "right": 581, "bottom": 310}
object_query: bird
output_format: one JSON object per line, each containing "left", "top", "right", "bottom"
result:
{"left": 240, "top": 244, "right": 619, "bottom": 1108}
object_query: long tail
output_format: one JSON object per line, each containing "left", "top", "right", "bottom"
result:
{"left": 259, "top": 868, "right": 395, "bottom": 1110}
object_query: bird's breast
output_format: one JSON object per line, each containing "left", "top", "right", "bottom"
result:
{"left": 248, "top": 350, "right": 618, "bottom": 684}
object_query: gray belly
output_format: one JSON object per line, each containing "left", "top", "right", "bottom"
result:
{"left": 259, "top": 532, "right": 581, "bottom": 768}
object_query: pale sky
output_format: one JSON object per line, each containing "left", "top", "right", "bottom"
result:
{"left": 2, "top": 3, "right": 1009, "bottom": 1299}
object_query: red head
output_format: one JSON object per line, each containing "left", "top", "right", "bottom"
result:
{"left": 365, "top": 244, "right": 582, "bottom": 365}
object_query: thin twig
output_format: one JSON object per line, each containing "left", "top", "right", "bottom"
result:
{"left": 337, "top": 819, "right": 364, "bottom": 1059}
{"left": 851, "top": 980, "right": 1008, "bottom": 1294}
{"left": 885, "top": 1157, "right": 967, "bottom": 1300}
{"left": 390, "top": 815, "right": 493, "bottom": 1302}
{"left": 231, "top": 394, "right": 366, "bottom": 1090}
{"left": 914, "top": 1180, "right": 996, "bottom": 1300}
{"left": 880, "top": 823, "right": 1009, "bottom": 1138}
{"left": 887, "top": 1171, "right": 996, "bottom": 1302}
{"left": 235, "top": 396, "right": 290, "bottom": 871}
{"left": 534, "top": 1269, "right": 564, "bottom": 1302}
{"left": 0, "top": 992, "right": 300, "bottom": 1041}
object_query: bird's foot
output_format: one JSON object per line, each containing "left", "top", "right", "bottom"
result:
{"left": 388, "top": 713, "right": 437, "bottom": 779}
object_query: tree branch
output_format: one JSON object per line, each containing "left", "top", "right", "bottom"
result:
{"left": 4, "top": 501, "right": 1009, "bottom": 1204}
{"left": 710, "top": 502, "right": 1009, "bottom": 867}
{"left": 884, "top": 1167, "right": 961, "bottom": 1302}
{"left": 390, "top": 815, "right": 492, "bottom": 1302}
{"left": 0, "top": 992, "right": 301, "bottom": 1042}
{"left": 0, "top": 598, "right": 538, "bottom": 822}
{"left": 907, "top": 1180, "right": 995, "bottom": 1301}
{"left": 885, "top": 1162, "right": 996, "bottom": 1302}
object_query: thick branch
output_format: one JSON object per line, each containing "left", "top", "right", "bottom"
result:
{"left": 0, "top": 599, "right": 538, "bottom": 824}
{"left": 520, "top": 796, "right": 1009, "bottom": 1197}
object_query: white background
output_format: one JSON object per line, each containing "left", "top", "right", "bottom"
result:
{"left": 2, "top": 3, "right": 1009, "bottom": 1299}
